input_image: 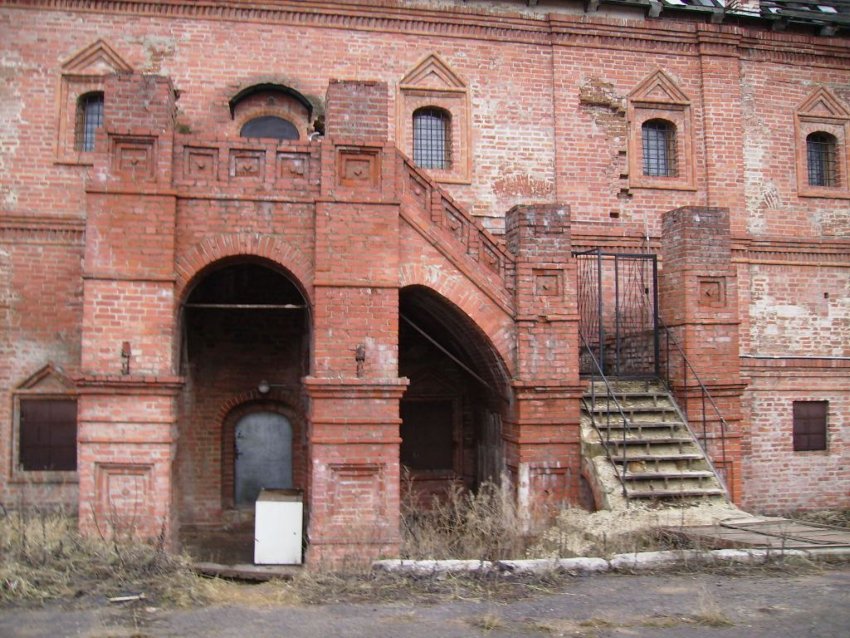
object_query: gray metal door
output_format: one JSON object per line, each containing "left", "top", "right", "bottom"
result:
{"left": 234, "top": 412, "right": 293, "bottom": 507}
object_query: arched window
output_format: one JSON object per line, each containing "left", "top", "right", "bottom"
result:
{"left": 413, "top": 107, "right": 451, "bottom": 170}
{"left": 642, "top": 119, "right": 677, "bottom": 177}
{"left": 75, "top": 92, "right": 104, "bottom": 152}
{"left": 806, "top": 132, "right": 839, "bottom": 187}
{"left": 240, "top": 116, "right": 299, "bottom": 141}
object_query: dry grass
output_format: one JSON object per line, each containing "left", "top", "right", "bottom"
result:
{"left": 792, "top": 508, "right": 850, "bottom": 528}
{"left": 0, "top": 508, "right": 205, "bottom": 606}
{"left": 466, "top": 612, "right": 504, "bottom": 632}
{"left": 400, "top": 477, "right": 528, "bottom": 561}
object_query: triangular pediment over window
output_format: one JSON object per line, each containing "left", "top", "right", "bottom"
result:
{"left": 61, "top": 39, "right": 132, "bottom": 75}
{"left": 400, "top": 54, "right": 466, "bottom": 90}
{"left": 15, "top": 363, "right": 75, "bottom": 393}
{"left": 629, "top": 70, "right": 690, "bottom": 106}
{"left": 797, "top": 87, "right": 850, "bottom": 120}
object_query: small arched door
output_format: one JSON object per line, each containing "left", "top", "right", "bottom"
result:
{"left": 234, "top": 412, "right": 293, "bottom": 507}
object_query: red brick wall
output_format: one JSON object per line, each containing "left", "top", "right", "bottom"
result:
{"left": 1, "top": 1, "right": 848, "bottom": 553}
{"left": 0, "top": 225, "right": 83, "bottom": 509}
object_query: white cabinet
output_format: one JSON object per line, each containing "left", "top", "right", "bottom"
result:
{"left": 254, "top": 489, "right": 303, "bottom": 565}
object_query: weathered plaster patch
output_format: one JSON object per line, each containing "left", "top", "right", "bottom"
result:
{"left": 0, "top": 50, "right": 25, "bottom": 209}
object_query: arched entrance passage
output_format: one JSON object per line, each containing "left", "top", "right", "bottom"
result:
{"left": 177, "top": 259, "right": 310, "bottom": 529}
{"left": 399, "top": 285, "right": 511, "bottom": 504}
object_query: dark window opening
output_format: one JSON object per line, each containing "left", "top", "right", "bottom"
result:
{"left": 807, "top": 132, "right": 839, "bottom": 187}
{"left": 19, "top": 398, "right": 77, "bottom": 471}
{"left": 413, "top": 107, "right": 451, "bottom": 170}
{"left": 75, "top": 92, "right": 104, "bottom": 152}
{"left": 400, "top": 400, "right": 454, "bottom": 471}
{"left": 240, "top": 116, "right": 299, "bottom": 141}
{"left": 793, "top": 400, "right": 827, "bottom": 452}
{"left": 642, "top": 119, "right": 677, "bottom": 177}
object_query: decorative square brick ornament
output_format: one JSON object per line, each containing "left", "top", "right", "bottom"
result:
{"left": 111, "top": 135, "right": 156, "bottom": 181}
{"left": 328, "top": 463, "right": 385, "bottom": 523}
{"left": 698, "top": 277, "right": 726, "bottom": 309}
{"left": 336, "top": 147, "right": 380, "bottom": 188}
{"left": 183, "top": 146, "right": 218, "bottom": 181}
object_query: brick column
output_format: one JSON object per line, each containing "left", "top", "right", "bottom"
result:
{"left": 505, "top": 205, "right": 583, "bottom": 523}
{"left": 306, "top": 80, "right": 407, "bottom": 566}
{"left": 78, "top": 74, "right": 182, "bottom": 543}
{"left": 660, "top": 206, "right": 745, "bottom": 502}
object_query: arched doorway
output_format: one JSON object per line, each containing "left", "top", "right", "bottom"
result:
{"left": 176, "top": 259, "right": 310, "bottom": 530}
{"left": 398, "top": 286, "right": 510, "bottom": 505}
{"left": 234, "top": 411, "right": 293, "bottom": 506}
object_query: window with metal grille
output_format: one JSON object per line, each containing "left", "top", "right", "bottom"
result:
{"left": 19, "top": 398, "right": 77, "bottom": 471}
{"left": 806, "top": 132, "right": 839, "bottom": 187}
{"left": 240, "top": 116, "right": 299, "bottom": 141}
{"left": 75, "top": 92, "right": 104, "bottom": 152}
{"left": 642, "top": 119, "right": 677, "bottom": 177}
{"left": 793, "top": 400, "right": 827, "bottom": 452}
{"left": 413, "top": 107, "right": 451, "bottom": 170}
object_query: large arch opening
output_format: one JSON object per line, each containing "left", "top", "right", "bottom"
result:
{"left": 176, "top": 259, "right": 310, "bottom": 562}
{"left": 399, "top": 285, "right": 511, "bottom": 506}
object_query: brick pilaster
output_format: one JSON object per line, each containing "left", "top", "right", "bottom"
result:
{"left": 660, "top": 206, "right": 745, "bottom": 502}
{"left": 505, "top": 205, "right": 584, "bottom": 520}
{"left": 78, "top": 73, "right": 182, "bottom": 544}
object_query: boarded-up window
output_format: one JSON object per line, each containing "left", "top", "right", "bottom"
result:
{"left": 792, "top": 401, "right": 827, "bottom": 452}
{"left": 19, "top": 399, "right": 77, "bottom": 471}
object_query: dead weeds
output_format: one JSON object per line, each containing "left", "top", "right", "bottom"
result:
{"left": 0, "top": 508, "right": 205, "bottom": 607}
{"left": 400, "top": 478, "right": 527, "bottom": 561}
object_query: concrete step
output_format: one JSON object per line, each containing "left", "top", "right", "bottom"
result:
{"left": 607, "top": 437, "right": 696, "bottom": 446}
{"left": 623, "top": 470, "right": 716, "bottom": 481}
{"left": 596, "top": 421, "right": 684, "bottom": 436}
{"left": 588, "top": 380, "right": 665, "bottom": 394}
{"left": 588, "top": 399, "right": 676, "bottom": 414}
{"left": 611, "top": 452, "right": 705, "bottom": 463}
{"left": 626, "top": 488, "right": 726, "bottom": 499}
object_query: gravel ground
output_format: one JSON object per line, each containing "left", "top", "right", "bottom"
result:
{"left": 1, "top": 564, "right": 848, "bottom": 637}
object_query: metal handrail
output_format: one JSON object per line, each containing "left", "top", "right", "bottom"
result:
{"left": 579, "top": 330, "right": 632, "bottom": 497}
{"left": 658, "top": 317, "right": 731, "bottom": 497}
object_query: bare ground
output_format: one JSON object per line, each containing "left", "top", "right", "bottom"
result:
{"left": 1, "top": 564, "right": 848, "bottom": 637}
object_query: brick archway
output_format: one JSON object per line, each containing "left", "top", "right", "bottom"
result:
{"left": 399, "top": 264, "right": 515, "bottom": 377}
{"left": 175, "top": 232, "right": 313, "bottom": 305}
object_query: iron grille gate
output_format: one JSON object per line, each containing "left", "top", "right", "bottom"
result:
{"left": 574, "top": 249, "right": 659, "bottom": 377}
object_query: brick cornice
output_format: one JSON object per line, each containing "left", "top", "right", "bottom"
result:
{"left": 4, "top": 1, "right": 849, "bottom": 65}
{"left": 0, "top": 213, "right": 85, "bottom": 245}
{"left": 732, "top": 236, "right": 850, "bottom": 266}
{"left": 75, "top": 374, "right": 184, "bottom": 392}
{"left": 3, "top": 0, "right": 551, "bottom": 45}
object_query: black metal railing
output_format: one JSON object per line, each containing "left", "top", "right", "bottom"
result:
{"left": 658, "top": 318, "right": 731, "bottom": 497}
{"left": 579, "top": 330, "right": 632, "bottom": 497}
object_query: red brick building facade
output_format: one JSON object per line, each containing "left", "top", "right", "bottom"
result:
{"left": 1, "top": 0, "right": 848, "bottom": 565}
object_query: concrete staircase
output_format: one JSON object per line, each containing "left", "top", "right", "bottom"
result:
{"left": 582, "top": 380, "right": 727, "bottom": 504}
